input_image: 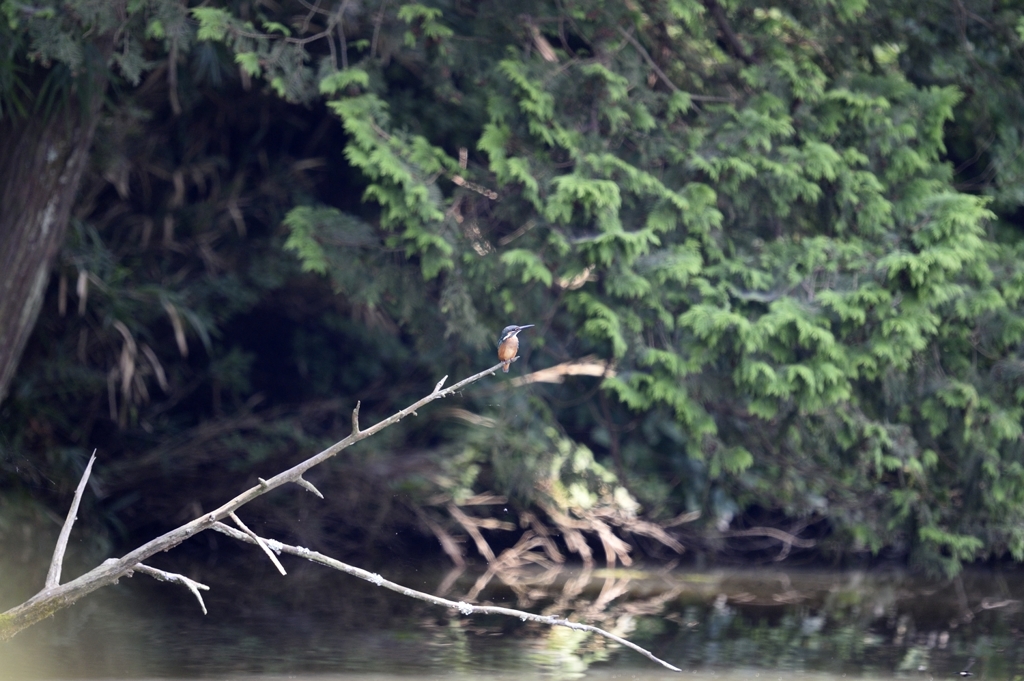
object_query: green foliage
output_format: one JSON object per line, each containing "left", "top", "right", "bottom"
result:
{"left": 397, "top": 3, "right": 453, "bottom": 45}
{"left": 7, "top": 0, "right": 1024, "bottom": 576}
{"left": 283, "top": 207, "right": 332, "bottom": 274}
{"left": 326, "top": 92, "right": 457, "bottom": 279}
{"left": 192, "top": 8, "right": 233, "bottom": 42}
{"left": 234, "top": 52, "right": 261, "bottom": 78}
{"left": 318, "top": 68, "right": 369, "bottom": 95}
{"left": 3, "top": 0, "right": 191, "bottom": 87}
{"left": 296, "top": 0, "right": 1024, "bottom": 574}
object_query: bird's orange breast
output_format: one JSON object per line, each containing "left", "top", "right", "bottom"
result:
{"left": 498, "top": 336, "right": 519, "bottom": 361}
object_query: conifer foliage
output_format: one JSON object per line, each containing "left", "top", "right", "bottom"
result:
{"left": 4, "top": 0, "right": 1024, "bottom": 576}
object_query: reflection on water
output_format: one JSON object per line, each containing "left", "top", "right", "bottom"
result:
{"left": 2, "top": 555, "right": 1023, "bottom": 680}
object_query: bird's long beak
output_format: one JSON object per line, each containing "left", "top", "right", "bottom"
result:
{"left": 518, "top": 324, "right": 535, "bottom": 330}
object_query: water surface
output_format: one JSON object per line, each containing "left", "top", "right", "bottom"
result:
{"left": 2, "top": 555, "right": 1021, "bottom": 679}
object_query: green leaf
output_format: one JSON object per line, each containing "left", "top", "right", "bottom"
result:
{"left": 319, "top": 69, "right": 370, "bottom": 96}
{"left": 192, "top": 7, "right": 233, "bottom": 42}
{"left": 500, "top": 250, "right": 553, "bottom": 287}
{"left": 234, "top": 53, "right": 261, "bottom": 78}
{"left": 282, "top": 208, "right": 330, "bottom": 274}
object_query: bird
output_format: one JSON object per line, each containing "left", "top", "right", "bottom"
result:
{"left": 497, "top": 324, "right": 534, "bottom": 372}
{"left": 960, "top": 658, "right": 975, "bottom": 677}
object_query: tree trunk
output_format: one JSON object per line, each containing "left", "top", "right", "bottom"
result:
{"left": 0, "top": 88, "right": 104, "bottom": 405}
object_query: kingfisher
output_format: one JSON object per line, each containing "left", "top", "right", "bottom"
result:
{"left": 497, "top": 324, "right": 534, "bottom": 372}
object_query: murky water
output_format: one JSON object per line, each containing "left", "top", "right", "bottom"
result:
{"left": 2, "top": 553, "right": 1022, "bottom": 680}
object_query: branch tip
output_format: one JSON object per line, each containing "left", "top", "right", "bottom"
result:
{"left": 208, "top": 525, "right": 682, "bottom": 672}
{"left": 352, "top": 400, "right": 361, "bottom": 434}
{"left": 432, "top": 375, "right": 448, "bottom": 394}
{"left": 295, "top": 476, "right": 324, "bottom": 499}
{"left": 45, "top": 450, "right": 98, "bottom": 589}
{"left": 133, "top": 563, "right": 210, "bottom": 615}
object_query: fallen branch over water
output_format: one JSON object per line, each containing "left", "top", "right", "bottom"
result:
{"left": 0, "top": 362, "right": 680, "bottom": 671}
{"left": 210, "top": 521, "right": 681, "bottom": 672}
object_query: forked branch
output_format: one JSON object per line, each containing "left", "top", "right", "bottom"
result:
{"left": 209, "top": 522, "right": 681, "bottom": 672}
{"left": 0, "top": 362, "right": 508, "bottom": 640}
{"left": 0, "top": 361, "right": 681, "bottom": 672}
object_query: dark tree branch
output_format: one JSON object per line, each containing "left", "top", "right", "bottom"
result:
{"left": 703, "top": 0, "right": 757, "bottom": 65}
{"left": 617, "top": 27, "right": 735, "bottom": 102}
{"left": 721, "top": 526, "right": 816, "bottom": 548}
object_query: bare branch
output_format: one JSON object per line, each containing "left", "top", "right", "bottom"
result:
{"left": 448, "top": 503, "right": 497, "bottom": 562}
{"left": 337, "top": 15, "right": 348, "bottom": 70}
{"left": 287, "top": 25, "right": 337, "bottom": 47}
{"left": 721, "top": 526, "right": 816, "bottom": 548}
{"left": 296, "top": 0, "right": 332, "bottom": 16}
{"left": 45, "top": 450, "right": 97, "bottom": 588}
{"left": 411, "top": 505, "right": 466, "bottom": 567}
{"left": 229, "top": 511, "right": 287, "bottom": 575}
{"left": 371, "top": 0, "right": 388, "bottom": 59}
{"left": 621, "top": 517, "right": 685, "bottom": 554}
{"left": 131, "top": 564, "right": 209, "bottom": 614}
{"left": 326, "top": 29, "right": 337, "bottom": 71}
{"left": 511, "top": 356, "right": 614, "bottom": 386}
{"left": 8, "top": 359, "right": 680, "bottom": 670}
{"left": 351, "top": 400, "right": 361, "bottom": 434}
{"left": 523, "top": 16, "right": 558, "bottom": 63}
{"left": 2, "top": 362, "right": 508, "bottom": 641}
{"left": 432, "top": 374, "right": 448, "bottom": 394}
{"left": 662, "top": 510, "right": 701, "bottom": 527}
{"left": 299, "top": 0, "right": 325, "bottom": 30}
{"left": 211, "top": 522, "right": 681, "bottom": 672}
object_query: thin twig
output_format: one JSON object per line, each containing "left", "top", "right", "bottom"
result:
{"left": 45, "top": 450, "right": 97, "bottom": 588}
{"left": 229, "top": 511, "right": 287, "bottom": 575}
{"left": 168, "top": 37, "right": 181, "bottom": 116}
{"left": 211, "top": 522, "right": 681, "bottom": 672}
{"left": 448, "top": 503, "right": 497, "bottom": 561}
{"left": 411, "top": 504, "right": 466, "bottom": 567}
{"left": 510, "top": 356, "right": 614, "bottom": 386}
{"left": 617, "top": 27, "right": 681, "bottom": 94}
{"left": 131, "top": 564, "right": 210, "bottom": 614}
{"left": 326, "top": 28, "right": 338, "bottom": 70}
{"left": 337, "top": 19, "right": 348, "bottom": 69}
{"left": 721, "top": 526, "right": 816, "bottom": 548}
{"left": 287, "top": 26, "right": 337, "bottom": 47}
{"left": 371, "top": 0, "right": 388, "bottom": 58}
{"left": 296, "top": 0, "right": 331, "bottom": 16}
{"left": 337, "top": 0, "right": 350, "bottom": 70}
{"left": 617, "top": 27, "right": 734, "bottom": 103}
{"left": 299, "top": 0, "right": 322, "bottom": 31}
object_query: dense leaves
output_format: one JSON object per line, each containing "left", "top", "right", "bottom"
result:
{"left": 4, "top": 0, "right": 1024, "bottom": 576}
